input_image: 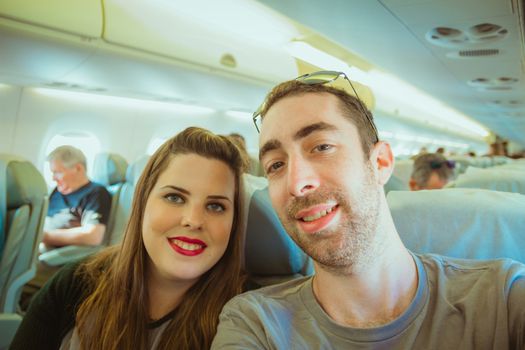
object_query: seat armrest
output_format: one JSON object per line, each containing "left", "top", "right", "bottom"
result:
{"left": 38, "top": 245, "right": 102, "bottom": 266}
{"left": 0, "top": 313, "right": 22, "bottom": 349}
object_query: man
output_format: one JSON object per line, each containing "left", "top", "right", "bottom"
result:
{"left": 409, "top": 152, "right": 454, "bottom": 190}
{"left": 43, "top": 145, "right": 111, "bottom": 248}
{"left": 20, "top": 146, "right": 112, "bottom": 309}
{"left": 212, "top": 71, "right": 525, "bottom": 349}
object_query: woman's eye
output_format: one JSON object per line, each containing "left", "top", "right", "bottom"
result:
{"left": 164, "top": 193, "right": 184, "bottom": 203}
{"left": 267, "top": 161, "right": 284, "bottom": 174}
{"left": 207, "top": 203, "right": 226, "bottom": 212}
{"left": 314, "top": 144, "right": 333, "bottom": 152}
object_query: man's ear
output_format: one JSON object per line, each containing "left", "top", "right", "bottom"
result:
{"left": 409, "top": 178, "right": 419, "bottom": 191}
{"left": 74, "top": 163, "right": 84, "bottom": 173}
{"left": 370, "top": 141, "right": 394, "bottom": 186}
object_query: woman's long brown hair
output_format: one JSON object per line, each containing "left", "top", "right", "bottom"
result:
{"left": 75, "top": 127, "right": 246, "bottom": 349}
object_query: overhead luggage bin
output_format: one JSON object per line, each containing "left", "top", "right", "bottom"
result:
{"left": 0, "top": 0, "right": 102, "bottom": 37}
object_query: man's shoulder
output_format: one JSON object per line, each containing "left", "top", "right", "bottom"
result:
{"left": 86, "top": 181, "right": 110, "bottom": 193}
{"left": 417, "top": 253, "right": 525, "bottom": 288}
{"left": 80, "top": 182, "right": 111, "bottom": 199}
{"left": 419, "top": 253, "right": 525, "bottom": 273}
{"left": 224, "top": 276, "right": 311, "bottom": 312}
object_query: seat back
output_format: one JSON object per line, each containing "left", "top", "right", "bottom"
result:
{"left": 91, "top": 152, "right": 128, "bottom": 244}
{"left": 108, "top": 155, "right": 150, "bottom": 245}
{"left": 448, "top": 166, "right": 525, "bottom": 195}
{"left": 392, "top": 159, "right": 413, "bottom": 186}
{"left": 242, "top": 174, "right": 313, "bottom": 288}
{"left": 387, "top": 188, "right": 525, "bottom": 263}
{"left": 0, "top": 154, "right": 48, "bottom": 312}
{"left": 384, "top": 174, "right": 409, "bottom": 194}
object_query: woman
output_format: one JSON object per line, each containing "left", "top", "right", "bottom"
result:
{"left": 11, "top": 127, "right": 246, "bottom": 349}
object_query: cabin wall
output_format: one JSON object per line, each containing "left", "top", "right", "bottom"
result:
{"left": 0, "top": 84, "right": 258, "bottom": 172}
{"left": 0, "top": 84, "right": 22, "bottom": 154}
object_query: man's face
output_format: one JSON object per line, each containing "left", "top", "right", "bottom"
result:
{"left": 50, "top": 159, "right": 81, "bottom": 195}
{"left": 259, "top": 92, "right": 382, "bottom": 272}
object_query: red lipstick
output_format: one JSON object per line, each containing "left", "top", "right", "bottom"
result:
{"left": 168, "top": 236, "right": 207, "bottom": 256}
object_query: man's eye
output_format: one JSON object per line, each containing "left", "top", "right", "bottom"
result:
{"left": 207, "top": 203, "right": 226, "bottom": 212}
{"left": 314, "top": 144, "right": 333, "bottom": 152}
{"left": 164, "top": 194, "right": 184, "bottom": 203}
{"left": 267, "top": 161, "right": 284, "bottom": 174}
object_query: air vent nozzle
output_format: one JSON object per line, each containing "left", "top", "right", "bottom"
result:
{"left": 426, "top": 23, "right": 508, "bottom": 48}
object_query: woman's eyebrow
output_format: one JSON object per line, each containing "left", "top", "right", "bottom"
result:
{"left": 160, "top": 185, "right": 189, "bottom": 195}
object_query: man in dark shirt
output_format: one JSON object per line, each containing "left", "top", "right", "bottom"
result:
{"left": 20, "top": 146, "right": 112, "bottom": 309}
{"left": 42, "top": 145, "right": 111, "bottom": 248}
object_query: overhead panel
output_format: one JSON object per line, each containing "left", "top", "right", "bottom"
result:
{"left": 102, "top": 0, "right": 298, "bottom": 83}
{"left": 381, "top": 0, "right": 525, "bottom": 145}
{"left": 0, "top": 0, "right": 102, "bottom": 37}
{"left": 0, "top": 21, "right": 101, "bottom": 86}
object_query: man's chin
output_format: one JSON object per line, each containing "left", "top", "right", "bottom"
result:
{"left": 57, "top": 186, "right": 71, "bottom": 195}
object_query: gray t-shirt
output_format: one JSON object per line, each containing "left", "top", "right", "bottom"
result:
{"left": 212, "top": 254, "right": 525, "bottom": 349}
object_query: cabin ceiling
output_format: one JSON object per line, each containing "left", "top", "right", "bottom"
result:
{"left": 1, "top": 0, "right": 524, "bottom": 148}
{"left": 258, "top": 0, "right": 525, "bottom": 147}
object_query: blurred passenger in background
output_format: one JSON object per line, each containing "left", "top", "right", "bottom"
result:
{"left": 21, "top": 146, "right": 112, "bottom": 308}
{"left": 409, "top": 153, "right": 455, "bottom": 190}
{"left": 228, "top": 132, "right": 264, "bottom": 176}
{"left": 44, "top": 145, "right": 111, "bottom": 248}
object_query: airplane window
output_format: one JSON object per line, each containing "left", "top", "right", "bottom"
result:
{"left": 146, "top": 137, "right": 168, "bottom": 155}
{"left": 42, "top": 132, "right": 101, "bottom": 189}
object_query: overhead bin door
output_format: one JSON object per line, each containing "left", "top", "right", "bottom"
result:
{"left": 0, "top": 0, "right": 102, "bottom": 37}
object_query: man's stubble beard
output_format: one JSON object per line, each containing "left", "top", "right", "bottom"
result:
{"left": 281, "top": 165, "right": 382, "bottom": 275}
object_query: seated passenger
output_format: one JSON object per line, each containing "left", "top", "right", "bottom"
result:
{"left": 11, "top": 127, "right": 246, "bottom": 349}
{"left": 212, "top": 71, "right": 525, "bottom": 349}
{"left": 228, "top": 132, "right": 264, "bottom": 176}
{"left": 409, "top": 153, "right": 454, "bottom": 190}
{"left": 43, "top": 145, "right": 111, "bottom": 248}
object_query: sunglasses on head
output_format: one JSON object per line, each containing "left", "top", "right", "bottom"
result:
{"left": 430, "top": 160, "right": 456, "bottom": 170}
{"left": 252, "top": 70, "right": 379, "bottom": 143}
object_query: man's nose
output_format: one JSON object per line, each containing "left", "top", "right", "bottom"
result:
{"left": 286, "top": 155, "right": 320, "bottom": 197}
{"left": 180, "top": 205, "right": 204, "bottom": 230}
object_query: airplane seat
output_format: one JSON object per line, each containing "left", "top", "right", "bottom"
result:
{"left": 448, "top": 156, "right": 473, "bottom": 176}
{"left": 387, "top": 188, "right": 525, "bottom": 263}
{"left": 499, "top": 160, "right": 525, "bottom": 171}
{"left": 242, "top": 174, "right": 313, "bottom": 290}
{"left": 392, "top": 159, "right": 414, "bottom": 186}
{"left": 108, "top": 155, "right": 150, "bottom": 245}
{"left": 447, "top": 166, "right": 525, "bottom": 195}
{"left": 384, "top": 174, "right": 409, "bottom": 194}
{"left": 91, "top": 152, "right": 128, "bottom": 243}
{"left": 492, "top": 156, "right": 509, "bottom": 166}
{"left": 38, "top": 152, "right": 128, "bottom": 266}
{"left": 0, "top": 154, "right": 48, "bottom": 348}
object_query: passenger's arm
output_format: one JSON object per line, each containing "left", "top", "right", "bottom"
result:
{"left": 42, "top": 223, "right": 106, "bottom": 247}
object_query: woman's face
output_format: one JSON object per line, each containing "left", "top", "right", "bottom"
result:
{"left": 142, "top": 153, "right": 236, "bottom": 286}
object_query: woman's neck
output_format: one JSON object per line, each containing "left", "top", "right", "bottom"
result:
{"left": 146, "top": 271, "right": 197, "bottom": 321}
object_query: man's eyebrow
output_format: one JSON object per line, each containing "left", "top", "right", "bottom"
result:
{"left": 293, "top": 122, "right": 337, "bottom": 141}
{"left": 259, "top": 122, "right": 338, "bottom": 161}
{"left": 259, "top": 139, "right": 281, "bottom": 161}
